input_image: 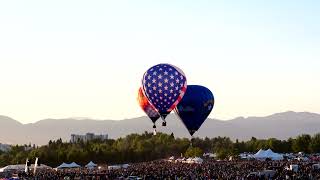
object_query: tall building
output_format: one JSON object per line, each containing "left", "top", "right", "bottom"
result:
{"left": 70, "top": 133, "right": 108, "bottom": 143}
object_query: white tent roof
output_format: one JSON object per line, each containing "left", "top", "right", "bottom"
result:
{"left": 56, "top": 162, "right": 69, "bottom": 169}
{"left": 265, "top": 149, "right": 275, "bottom": 155}
{"left": 193, "top": 157, "right": 203, "bottom": 163}
{"left": 85, "top": 161, "right": 97, "bottom": 168}
{"left": 0, "top": 164, "right": 51, "bottom": 172}
{"left": 0, "top": 165, "right": 25, "bottom": 172}
{"left": 254, "top": 149, "right": 266, "bottom": 157}
{"left": 107, "top": 164, "right": 129, "bottom": 170}
{"left": 203, "top": 153, "right": 216, "bottom": 158}
{"left": 56, "top": 162, "right": 81, "bottom": 169}
{"left": 30, "top": 164, "right": 52, "bottom": 169}
{"left": 254, "top": 149, "right": 283, "bottom": 160}
{"left": 69, "top": 162, "right": 81, "bottom": 168}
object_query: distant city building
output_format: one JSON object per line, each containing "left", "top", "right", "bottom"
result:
{"left": 70, "top": 133, "right": 108, "bottom": 143}
{"left": 0, "top": 143, "right": 11, "bottom": 152}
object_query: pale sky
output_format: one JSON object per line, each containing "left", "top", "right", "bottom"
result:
{"left": 0, "top": 0, "right": 319, "bottom": 123}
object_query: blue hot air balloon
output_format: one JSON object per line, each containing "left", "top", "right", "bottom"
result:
{"left": 175, "top": 85, "right": 214, "bottom": 136}
{"left": 142, "top": 63, "right": 187, "bottom": 126}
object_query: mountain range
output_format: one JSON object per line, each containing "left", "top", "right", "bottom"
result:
{"left": 0, "top": 111, "right": 319, "bottom": 145}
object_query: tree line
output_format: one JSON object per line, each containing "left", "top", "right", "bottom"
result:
{"left": 0, "top": 132, "right": 319, "bottom": 167}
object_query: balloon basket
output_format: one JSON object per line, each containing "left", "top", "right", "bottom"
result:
{"left": 162, "top": 121, "right": 166, "bottom": 126}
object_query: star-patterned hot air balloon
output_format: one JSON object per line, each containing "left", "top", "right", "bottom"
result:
{"left": 142, "top": 63, "right": 187, "bottom": 126}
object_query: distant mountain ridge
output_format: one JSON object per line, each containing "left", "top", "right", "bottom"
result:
{"left": 0, "top": 111, "right": 319, "bottom": 145}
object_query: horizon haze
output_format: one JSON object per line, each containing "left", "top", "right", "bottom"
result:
{"left": 0, "top": 111, "right": 319, "bottom": 145}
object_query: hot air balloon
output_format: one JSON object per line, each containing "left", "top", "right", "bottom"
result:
{"left": 137, "top": 87, "right": 160, "bottom": 133}
{"left": 175, "top": 85, "right": 214, "bottom": 136}
{"left": 142, "top": 63, "right": 187, "bottom": 126}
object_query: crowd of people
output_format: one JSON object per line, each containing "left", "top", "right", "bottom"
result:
{"left": 1, "top": 159, "right": 319, "bottom": 180}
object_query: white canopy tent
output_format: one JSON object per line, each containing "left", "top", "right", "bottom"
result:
{"left": 203, "top": 153, "right": 216, "bottom": 158}
{"left": 185, "top": 158, "right": 193, "bottom": 164}
{"left": 183, "top": 157, "right": 203, "bottom": 164}
{"left": 69, "top": 162, "right": 81, "bottom": 168}
{"left": 0, "top": 164, "right": 51, "bottom": 172}
{"left": 167, "top": 156, "right": 175, "bottom": 162}
{"left": 255, "top": 149, "right": 265, "bottom": 155}
{"left": 175, "top": 157, "right": 185, "bottom": 163}
{"left": 254, "top": 149, "right": 266, "bottom": 159}
{"left": 193, "top": 157, "right": 203, "bottom": 164}
{"left": 107, "top": 164, "right": 129, "bottom": 170}
{"left": 0, "top": 165, "right": 25, "bottom": 172}
{"left": 85, "top": 161, "right": 97, "bottom": 169}
{"left": 254, "top": 149, "right": 283, "bottom": 160}
{"left": 56, "top": 162, "right": 69, "bottom": 169}
{"left": 30, "top": 164, "right": 52, "bottom": 170}
{"left": 56, "top": 162, "right": 81, "bottom": 169}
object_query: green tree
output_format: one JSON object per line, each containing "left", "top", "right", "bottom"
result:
{"left": 185, "top": 147, "right": 203, "bottom": 157}
{"left": 310, "top": 133, "right": 320, "bottom": 153}
{"left": 292, "top": 134, "right": 311, "bottom": 153}
{"left": 0, "top": 132, "right": 319, "bottom": 167}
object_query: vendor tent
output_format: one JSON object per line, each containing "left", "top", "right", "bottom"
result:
{"left": 108, "top": 165, "right": 121, "bottom": 170}
{"left": 168, "top": 156, "right": 175, "bottom": 162}
{"left": 0, "top": 165, "right": 25, "bottom": 172}
{"left": 254, "top": 149, "right": 283, "bottom": 160}
{"left": 107, "top": 164, "right": 129, "bottom": 170}
{"left": 56, "top": 163, "right": 69, "bottom": 169}
{"left": 264, "top": 149, "right": 283, "bottom": 160}
{"left": 203, "top": 153, "right": 216, "bottom": 158}
{"left": 85, "top": 161, "right": 97, "bottom": 169}
{"left": 30, "top": 164, "right": 52, "bottom": 170}
{"left": 185, "top": 158, "right": 193, "bottom": 164}
{"left": 56, "top": 162, "right": 80, "bottom": 169}
{"left": 69, "top": 162, "right": 81, "bottom": 168}
{"left": 255, "top": 149, "right": 265, "bottom": 155}
{"left": 0, "top": 164, "right": 51, "bottom": 172}
{"left": 254, "top": 149, "right": 266, "bottom": 159}
{"left": 193, "top": 157, "right": 203, "bottom": 164}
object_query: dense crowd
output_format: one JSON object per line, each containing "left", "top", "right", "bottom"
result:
{"left": 106, "top": 160, "right": 319, "bottom": 180}
{"left": 1, "top": 160, "right": 319, "bottom": 180}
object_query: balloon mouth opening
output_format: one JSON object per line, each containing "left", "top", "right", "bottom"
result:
{"left": 189, "top": 130, "right": 196, "bottom": 136}
{"left": 160, "top": 114, "right": 168, "bottom": 120}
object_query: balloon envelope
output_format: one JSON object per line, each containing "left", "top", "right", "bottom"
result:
{"left": 137, "top": 87, "right": 160, "bottom": 123}
{"left": 142, "top": 63, "right": 187, "bottom": 119}
{"left": 175, "top": 85, "right": 214, "bottom": 136}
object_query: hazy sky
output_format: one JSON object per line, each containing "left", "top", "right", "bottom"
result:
{"left": 0, "top": 0, "right": 319, "bottom": 123}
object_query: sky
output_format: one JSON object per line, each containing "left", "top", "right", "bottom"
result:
{"left": 0, "top": 0, "right": 319, "bottom": 123}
